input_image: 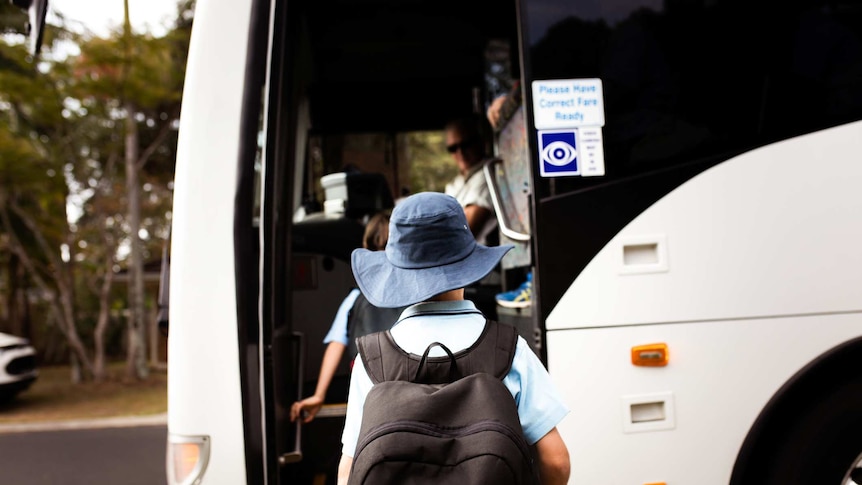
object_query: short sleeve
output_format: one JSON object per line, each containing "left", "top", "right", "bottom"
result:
{"left": 503, "top": 337, "right": 570, "bottom": 444}
{"left": 323, "top": 289, "right": 361, "bottom": 345}
{"left": 460, "top": 173, "right": 493, "bottom": 212}
{"left": 444, "top": 179, "right": 458, "bottom": 197}
{"left": 341, "top": 354, "right": 374, "bottom": 457}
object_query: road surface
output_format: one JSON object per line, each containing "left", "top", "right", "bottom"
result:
{"left": 0, "top": 425, "right": 166, "bottom": 485}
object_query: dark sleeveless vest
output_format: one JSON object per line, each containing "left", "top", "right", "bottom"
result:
{"left": 346, "top": 293, "right": 406, "bottom": 360}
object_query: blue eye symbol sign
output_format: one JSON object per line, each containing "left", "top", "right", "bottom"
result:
{"left": 539, "top": 130, "right": 579, "bottom": 177}
{"left": 543, "top": 141, "right": 577, "bottom": 166}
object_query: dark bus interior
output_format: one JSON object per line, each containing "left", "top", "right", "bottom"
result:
{"left": 301, "top": 0, "right": 519, "bottom": 133}
{"left": 266, "top": 1, "right": 529, "bottom": 483}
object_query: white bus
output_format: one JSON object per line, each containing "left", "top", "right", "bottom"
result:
{"left": 164, "top": 0, "right": 862, "bottom": 484}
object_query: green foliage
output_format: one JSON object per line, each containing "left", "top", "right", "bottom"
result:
{"left": 0, "top": 1, "right": 192, "bottom": 367}
{"left": 407, "top": 131, "right": 458, "bottom": 193}
{"left": 0, "top": 3, "right": 27, "bottom": 36}
{"left": 0, "top": 121, "right": 42, "bottom": 183}
{"left": 0, "top": 39, "right": 69, "bottom": 248}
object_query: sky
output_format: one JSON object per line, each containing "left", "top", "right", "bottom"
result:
{"left": 49, "top": 0, "right": 180, "bottom": 37}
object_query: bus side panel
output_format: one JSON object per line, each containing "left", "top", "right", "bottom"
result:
{"left": 169, "top": 0, "right": 254, "bottom": 483}
{"left": 547, "top": 120, "right": 862, "bottom": 331}
{"left": 544, "top": 120, "right": 862, "bottom": 483}
{"left": 547, "top": 313, "right": 862, "bottom": 484}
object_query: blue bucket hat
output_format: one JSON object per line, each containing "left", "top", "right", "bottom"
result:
{"left": 351, "top": 192, "right": 513, "bottom": 308}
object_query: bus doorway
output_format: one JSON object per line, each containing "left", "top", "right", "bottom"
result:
{"left": 261, "top": 1, "right": 530, "bottom": 483}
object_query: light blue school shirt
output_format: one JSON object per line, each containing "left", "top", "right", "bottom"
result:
{"left": 322, "top": 288, "right": 361, "bottom": 345}
{"left": 341, "top": 300, "right": 569, "bottom": 457}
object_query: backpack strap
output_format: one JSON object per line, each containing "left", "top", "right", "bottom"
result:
{"left": 489, "top": 319, "right": 518, "bottom": 378}
{"left": 414, "top": 342, "right": 458, "bottom": 383}
{"left": 356, "top": 320, "right": 518, "bottom": 385}
{"left": 356, "top": 332, "right": 386, "bottom": 385}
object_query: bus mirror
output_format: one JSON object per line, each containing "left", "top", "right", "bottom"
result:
{"left": 9, "top": 0, "right": 49, "bottom": 55}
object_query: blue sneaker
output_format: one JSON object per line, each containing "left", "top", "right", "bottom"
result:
{"left": 496, "top": 272, "right": 532, "bottom": 309}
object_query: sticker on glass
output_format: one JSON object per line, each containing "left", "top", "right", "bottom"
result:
{"left": 532, "top": 79, "right": 605, "bottom": 130}
{"left": 533, "top": 78, "right": 606, "bottom": 178}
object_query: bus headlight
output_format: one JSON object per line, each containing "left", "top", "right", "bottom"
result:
{"left": 167, "top": 433, "right": 210, "bottom": 485}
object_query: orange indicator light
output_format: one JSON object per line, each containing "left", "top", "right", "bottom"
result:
{"left": 631, "top": 343, "right": 669, "bottom": 367}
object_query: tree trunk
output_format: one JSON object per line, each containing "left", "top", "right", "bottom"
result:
{"left": 18, "top": 272, "right": 32, "bottom": 343}
{"left": 4, "top": 255, "right": 21, "bottom": 335}
{"left": 1, "top": 202, "right": 95, "bottom": 380}
{"left": 148, "top": 306, "right": 159, "bottom": 366}
{"left": 1, "top": 252, "right": 26, "bottom": 337}
{"left": 57, "top": 275, "right": 96, "bottom": 378}
{"left": 92, "top": 255, "right": 114, "bottom": 382}
{"left": 124, "top": 101, "right": 148, "bottom": 381}
{"left": 70, "top": 352, "right": 81, "bottom": 384}
{"left": 91, "top": 150, "right": 119, "bottom": 382}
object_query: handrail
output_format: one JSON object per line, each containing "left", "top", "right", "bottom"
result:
{"left": 316, "top": 404, "right": 348, "bottom": 418}
{"left": 483, "top": 159, "right": 531, "bottom": 242}
{"left": 279, "top": 331, "right": 305, "bottom": 465}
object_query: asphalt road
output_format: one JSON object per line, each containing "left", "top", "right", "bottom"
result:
{"left": 0, "top": 425, "right": 167, "bottom": 485}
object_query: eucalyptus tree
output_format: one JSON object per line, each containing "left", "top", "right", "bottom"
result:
{"left": 0, "top": 35, "right": 99, "bottom": 380}
{"left": 0, "top": 2, "right": 191, "bottom": 381}
{"left": 70, "top": 2, "right": 189, "bottom": 379}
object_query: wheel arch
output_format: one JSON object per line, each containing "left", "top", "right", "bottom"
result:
{"left": 730, "top": 334, "right": 862, "bottom": 485}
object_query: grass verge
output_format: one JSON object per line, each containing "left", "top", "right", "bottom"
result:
{"left": 0, "top": 362, "right": 166, "bottom": 424}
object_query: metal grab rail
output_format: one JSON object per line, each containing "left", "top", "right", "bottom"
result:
{"left": 279, "top": 331, "right": 305, "bottom": 465}
{"left": 483, "top": 159, "right": 531, "bottom": 242}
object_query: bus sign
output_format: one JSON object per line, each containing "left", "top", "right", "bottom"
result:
{"left": 533, "top": 79, "right": 606, "bottom": 177}
{"left": 537, "top": 127, "right": 606, "bottom": 178}
{"left": 531, "top": 78, "right": 605, "bottom": 129}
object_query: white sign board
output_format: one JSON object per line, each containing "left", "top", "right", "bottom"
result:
{"left": 532, "top": 79, "right": 605, "bottom": 129}
{"left": 533, "top": 78, "right": 607, "bottom": 178}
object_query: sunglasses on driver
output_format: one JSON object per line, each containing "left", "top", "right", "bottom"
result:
{"left": 446, "top": 137, "right": 478, "bottom": 154}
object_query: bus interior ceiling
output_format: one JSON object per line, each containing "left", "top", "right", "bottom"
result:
{"left": 300, "top": 0, "right": 519, "bottom": 134}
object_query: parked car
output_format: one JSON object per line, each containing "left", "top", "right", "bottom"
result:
{"left": 0, "top": 332, "right": 38, "bottom": 401}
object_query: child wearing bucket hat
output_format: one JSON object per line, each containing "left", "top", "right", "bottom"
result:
{"left": 338, "top": 192, "right": 570, "bottom": 484}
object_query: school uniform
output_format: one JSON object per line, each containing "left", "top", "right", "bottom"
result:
{"left": 323, "top": 288, "right": 405, "bottom": 359}
{"left": 343, "top": 192, "right": 570, "bottom": 482}
{"left": 340, "top": 300, "right": 569, "bottom": 457}
{"left": 322, "top": 289, "right": 361, "bottom": 346}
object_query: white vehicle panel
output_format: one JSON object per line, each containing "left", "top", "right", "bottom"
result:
{"left": 545, "top": 119, "right": 862, "bottom": 484}
{"left": 0, "top": 342, "right": 37, "bottom": 386}
{"left": 547, "top": 120, "right": 862, "bottom": 331}
{"left": 168, "top": 0, "right": 253, "bottom": 482}
{"left": 548, "top": 312, "right": 862, "bottom": 485}
{"left": 0, "top": 333, "right": 27, "bottom": 347}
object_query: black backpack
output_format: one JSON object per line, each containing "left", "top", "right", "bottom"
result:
{"left": 349, "top": 320, "right": 537, "bottom": 485}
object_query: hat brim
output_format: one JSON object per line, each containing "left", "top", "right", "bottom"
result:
{"left": 352, "top": 244, "right": 513, "bottom": 308}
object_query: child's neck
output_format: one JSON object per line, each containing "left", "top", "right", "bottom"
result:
{"left": 428, "top": 289, "right": 464, "bottom": 302}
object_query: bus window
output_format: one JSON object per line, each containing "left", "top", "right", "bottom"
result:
{"left": 522, "top": 0, "right": 862, "bottom": 198}
{"left": 520, "top": 0, "right": 862, "bottom": 318}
